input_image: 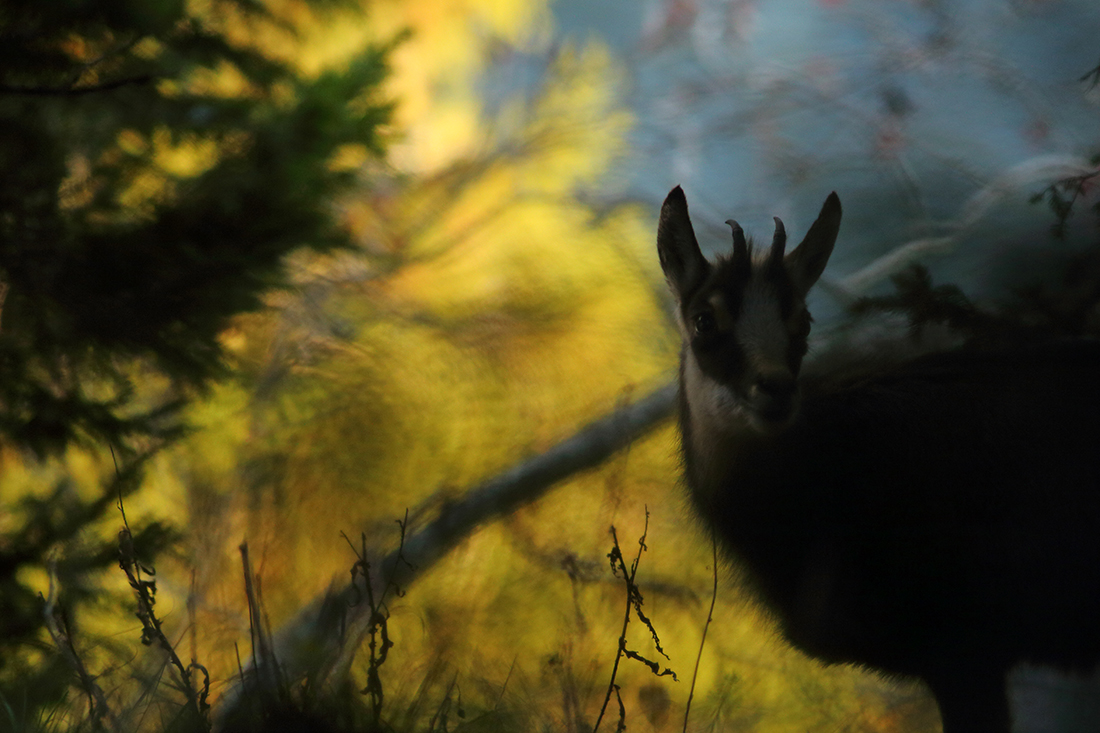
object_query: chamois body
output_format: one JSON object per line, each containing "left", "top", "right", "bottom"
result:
{"left": 658, "top": 186, "right": 1100, "bottom": 732}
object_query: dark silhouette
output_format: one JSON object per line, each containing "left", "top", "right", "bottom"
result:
{"left": 657, "top": 185, "right": 1100, "bottom": 732}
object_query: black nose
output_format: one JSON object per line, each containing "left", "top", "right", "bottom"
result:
{"left": 753, "top": 375, "right": 797, "bottom": 424}
{"left": 755, "top": 375, "right": 795, "bottom": 400}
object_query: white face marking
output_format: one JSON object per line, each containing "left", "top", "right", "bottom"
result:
{"left": 683, "top": 348, "right": 742, "bottom": 434}
{"left": 682, "top": 348, "right": 744, "bottom": 494}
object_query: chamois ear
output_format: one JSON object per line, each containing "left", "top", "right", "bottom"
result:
{"left": 657, "top": 186, "right": 709, "bottom": 302}
{"left": 786, "top": 191, "right": 841, "bottom": 297}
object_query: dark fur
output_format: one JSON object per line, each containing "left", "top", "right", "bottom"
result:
{"left": 661, "top": 188, "right": 1100, "bottom": 732}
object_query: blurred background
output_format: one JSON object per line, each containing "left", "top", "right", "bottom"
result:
{"left": 1, "top": 0, "right": 1097, "bottom": 731}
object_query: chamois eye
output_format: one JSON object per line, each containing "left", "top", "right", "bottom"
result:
{"left": 693, "top": 312, "right": 717, "bottom": 336}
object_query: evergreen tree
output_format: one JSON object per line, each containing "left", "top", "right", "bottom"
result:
{"left": 0, "top": 0, "right": 391, "bottom": 721}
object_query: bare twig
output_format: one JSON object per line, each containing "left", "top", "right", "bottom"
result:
{"left": 1029, "top": 169, "right": 1100, "bottom": 239}
{"left": 683, "top": 535, "right": 719, "bottom": 732}
{"left": 118, "top": 499, "right": 211, "bottom": 731}
{"left": 41, "top": 557, "right": 120, "bottom": 733}
{"left": 1, "top": 33, "right": 154, "bottom": 99}
{"left": 240, "top": 541, "right": 281, "bottom": 699}
{"left": 374, "top": 383, "right": 676, "bottom": 591}
{"left": 594, "top": 511, "right": 677, "bottom": 733}
{"left": 218, "top": 383, "right": 677, "bottom": 719}
{"left": 426, "top": 672, "right": 463, "bottom": 733}
{"left": 329, "top": 383, "right": 677, "bottom": 679}
{"left": 340, "top": 512, "right": 411, "bottom": 723}
{"left": 0, "top": 76, "right": 156, "bottom": 96}
{"left": 1080, "top": 58, "right": 1100, "bottom": 88}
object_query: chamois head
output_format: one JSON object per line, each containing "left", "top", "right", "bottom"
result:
{"left": 658, "top": 187, "right": 842, "bottom": 434}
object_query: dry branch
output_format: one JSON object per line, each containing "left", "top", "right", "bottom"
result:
{"left": 224, "top": 380, "right": 677, "bottom": 713}
{"left": 328, "top": 381, "right": 678, "bottom": 679}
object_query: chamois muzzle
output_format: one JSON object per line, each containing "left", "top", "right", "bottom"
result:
{"left": 749, "top": 374, "right": 798, "bottom": 428}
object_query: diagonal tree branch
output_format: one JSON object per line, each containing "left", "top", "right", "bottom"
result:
{"left": 0, "top": 75, "right": 157, "bottom": 96}
{"left": 373, "top": 381, "right": 678, "bottom": 592}
{"left": 224, "top": 380, "right": 678, "bottom": 711}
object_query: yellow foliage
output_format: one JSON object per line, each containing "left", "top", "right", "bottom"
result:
{"left": 362, "top": 0, "right": 555, "bottom": 172}
{"left": 327, "top": 142, "right": 374, "bottom": 172}
{"left": 152, "top": 128, "right": 221, "bottom": 178}
{"left": 179, "top": 59, "right": 261, "bottom": 99}
{"left": 161, "top": 25, "right": 699, "bottom": 720}
{"left": 107, "top": 126, "right": 223, "bottom": 217}
{"left": 164, "top": 15, "right": 904, "bottom": 728}
{"left": 9, "top": 1, "right": 923, "bottom": 729}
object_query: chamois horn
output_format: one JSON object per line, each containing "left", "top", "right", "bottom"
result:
{"left": 725, "top": 219, "right": 749, "bottom": 263}
{"left": 769, "top": 216, "right": 787, "bottom": 263}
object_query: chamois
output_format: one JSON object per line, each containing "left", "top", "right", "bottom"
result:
{"left": 657, "top": 185, "right": 1100, "bottom": 732}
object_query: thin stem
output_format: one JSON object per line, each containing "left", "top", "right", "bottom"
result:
{"left": 683, "top": 534, "right": 719, "bottom": 732}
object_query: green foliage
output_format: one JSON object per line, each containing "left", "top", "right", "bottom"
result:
{"left": 0, "top": 0, "right": 393, "bottom": 725}
{"left": 1028, "top": 165, "right": 1100, "bottom": 240}
{"left": 852, "top": 249, "right": 1100, "bottom": 353}
{"left": 0, "top": 0, "right": 392, "bottom": 456}
{"left": 850, "top": 264, "right": 995, "bottom": 341}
